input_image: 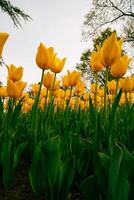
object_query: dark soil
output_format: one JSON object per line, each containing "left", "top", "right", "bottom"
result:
{"left": 0, "top": 157, "right": 44, "bottom": 200}
{"left": 0, "top": 157, "right": 82, "bottom": 200}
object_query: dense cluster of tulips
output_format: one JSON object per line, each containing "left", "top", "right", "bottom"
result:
{"left": 0, "top": 32, "right": 134, "bottom": 200}
{"left": 0, "top": 32, "right": 134, "bottom": 112}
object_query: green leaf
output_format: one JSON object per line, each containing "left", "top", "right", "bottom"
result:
{"left": 13, "top": 141, "right": 27, "bottom": 170}
{"left": 59, "top": 156, "right": 75, "bottom": 199}
{"left": 96, "top": 152, "right": 111, "bottom": 195}
{"left": 42, "top": 136, "right": 67, "bottom": 191}
{"left": 108, "top": 143, "right": 134, "bottom": 200}
{"left": 77, "top": 149, "right": 90, "bottom": 181}
{"left": 108, "top": 143, "right": 124, "bottom": 200}
{"left": 29, "top": 141, "right": 46, "bottom": 197}
{"left": 1, "top": 140, "right": 13, "bottom": 190}
{"left": 80, "top": 175, "right": 99, "bottom": 200}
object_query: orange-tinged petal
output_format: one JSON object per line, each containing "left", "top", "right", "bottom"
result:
{"left": 36, "top": 43, "right": 49, "bottom": 70}
{"left": 51, "top": 57, "right": 67, "bottom": 73}
{"left": 101, "top": 32, "right": 122, "bottom": 67}
{"left": 0, "top": 32, "right": 9, "bottom": 58}
{"left": 7, "top": 64, "right": 23, "bottom": 81}
{"left": 90, "top": 48, "right": 104, "bottom": 73}
{"left": 67, "top": 70, "right": 81, "bottom": 87}
{"left": 110, "top": 55, "right": 131, "bottom": 78}
{"left": 6, "top": 80, "right": 26, "bottom": 98}
{"left": 43, "top": 71, "right": 54, "bottom": 89}
{"left": 62, "top": 75, "right": 69, "bottom": 88}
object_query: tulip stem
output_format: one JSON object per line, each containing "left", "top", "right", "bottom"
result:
{"left": 50, "top": 73, "right": 56, "bottom": 104}
{"left": 63, "top": 88, "right": 66, "bottom": 108}
{"left": 45, "top": 88, "right": 48, "bottom": 107}
{"left": 115, "top": 78, "right": 119, "bottom": 96}
{"left": 104, "top": 68, "right": 108, "bottom": 116}
{"left": 95, "top": 73, "right": 98, "bottom": 111}
{"left": 37, "top": 69, "right": 45, "bottom": 102}
{"left": 68, "top": 86, "right": 73, "bottom": 108}
{"left": 32, "top": 69, "right": 45, "bottom": 147}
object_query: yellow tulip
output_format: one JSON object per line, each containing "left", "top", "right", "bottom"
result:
{"left": 107, "top": 80, "right": 116, "bottom": 93}
{"left": 67, "top": 70, "right": 81, "bottom": 87}
{"left": 90, "top": 45, "right": 104, "bottom": 72}
{"left": 0, "top": 32, "right": 9, "bottom": 58}
{"left": 65, "top": 89, "right": 74, "bottom": 100}
{"left": 90, "top": 83, "right": 100, "bottom": 94}
{"left": 121, "top": 77, "right": 132, "bottom": 93}
{"left": 51, "top": 79, "right": 60, "bottom": 91}
{"left": 0, "top": 87, "right": 7, "bottom": 97}
{"left": 7, "top": 64, "right": 23, "bottom": 82}
{"left": 6, "top": 80, "right": 27, "bottom": 98}
{"left": 43, "top": 72, "right": 54, "bottom": 90}
{"left": 83, "top": 93, "right": 90, "bottom": 101}
{"left": 22, "top": 103, "right": 32, "bottom": 113}
{"left": 130, "top": 76, "right": 134, "bottom": 91}
{"left": 36, "top": 43, "right": 56, "bottom": 70}
{"left": 101, "top": 32, "right": 122, "bottom": 67}
{"left": 98, "top": 89, "right": 104, "bottom": 98}
{"left": 53, "top": 89, "right": 65, "bottom": 98}
{"left": 32, "top": 84, "right": 40, "bottom": 95}
{"left": 110, "top": 55, "right": 131, "bottom": 78}
{"left": 51, "top": 57, "right": 66, "bottom": 73}
{"left": 62, "top": 75, "right": 69, "bottom": 88}
{"left": 40, "top": 88, "right": 48, "bottom": 98}
{"left": 75, "top": 81, "right": 85, "bottom": 95}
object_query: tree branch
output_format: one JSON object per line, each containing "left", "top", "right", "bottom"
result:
{"left": 89, "top": 14, "right": 124, "bottom": 35}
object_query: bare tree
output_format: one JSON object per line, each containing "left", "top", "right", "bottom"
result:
{"left": 0, "top": 0, "right": 31, "bottom": 28}
{"left": 82, "top": 0, "right": 134, "bottom": 44}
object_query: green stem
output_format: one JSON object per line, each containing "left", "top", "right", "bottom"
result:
{"left": 51, "top": 73, "right": 56, "bottom": 96}
{"left": 104, "top": 68, "right": 108, "bottom": 116}
{"left": 45, "top": 88, "right": 48, "bottom": 107}
{"left": 37, "top": 69, "right": 45, "bottom": 102}
{"left": 115, "top": 78, "right": 119, "bottom": 96}
{"left": 68, "top": 86, "right": 73, "bottom": 108}
{"left": 95, "top": 73, "right": 98, "bottom": 111}
{"left": 63, "top": 88, "right": 66, "bottom": 108}
{"left": 32, "top": 69, "right": 45, "bottom": 147}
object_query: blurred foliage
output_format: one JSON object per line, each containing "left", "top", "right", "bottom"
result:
{"left": 0, "top": 0, "right": 31, "bottom": 28}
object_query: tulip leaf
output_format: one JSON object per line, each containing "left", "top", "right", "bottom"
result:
{"left": 42, "top": 135, "right": 67, "bottom": 189}
{"left": 1, "top": 140, "right": 13, "bottom": 190}
{"left": 108, "top": 143, "right": 134, "bottom": 200}
{"left": 13, "top": 141, "right": 27, "bottom": 170}
{"left": 80, "top": 175, "right": 99, "bottom": 200}
{"left": 29, "top": 141, "right": 46, "bottom": 197}
{"left": 59, "top": 156, "right": 75, "bottom": 199}
{"left": 96, "top": 152, "right": 111, "bottom": 195}
{"left": 77, "top": 149, "right": 90, "bottom": 181}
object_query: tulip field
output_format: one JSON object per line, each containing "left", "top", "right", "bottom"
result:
{"left": 0, "top": 32, "right": 134, "bottom": 200}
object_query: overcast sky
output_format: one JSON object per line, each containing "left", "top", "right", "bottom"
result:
{"left": 0, "top": 0, "right": 90, "bottom": 85}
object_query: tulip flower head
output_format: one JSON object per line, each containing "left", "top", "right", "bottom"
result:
{"left": 110, "top": 55, "right": 131, "bottom": 78}
{"left": 101, "top": 32, "right": 122, "bottom": 67}
{"left": 67, "top": 70, "right": 81, "bottom": 87}
{"left": 7, "top": 64, "right": 23, "bottom": 82}
{"left": 0, "top": 87, "right": 7, "bottom": 97}
{"left": 6, "top": 80, "right": 27, "bottom": 98}
{"left": 90, "top": 45, "right": 104, "bottom": 73}
{"left": 0, "top": 32, "right": 9, "bottom": 58}
{"left": 36, "top": 43, "right": 56, "bottom": 70}
{"left": 121, "top": 77, "right": 133, "bottom": 93}
{"left": 107, "top": 80, "right": 116, "bottom": 94}
{"left": 43, "top": 71, "right": 54, "bottom": 90}
{"left": 51, "top": 57, "right": 66, "bottom": 73}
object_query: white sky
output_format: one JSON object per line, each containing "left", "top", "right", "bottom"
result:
{"left": 0, "top": 0, "right": 90, "bottom": 85}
